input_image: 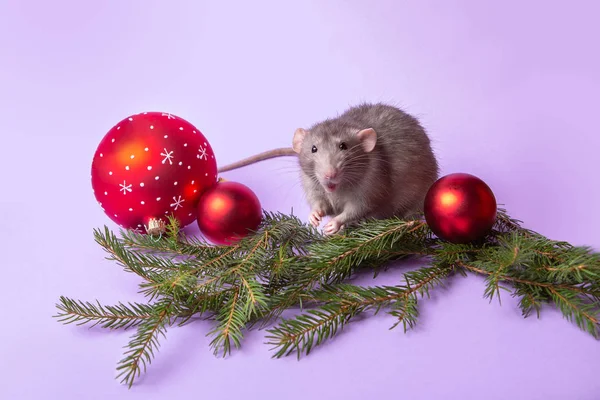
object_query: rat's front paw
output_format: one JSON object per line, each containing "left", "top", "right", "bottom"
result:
{"left": 309, "top": 209, "right": 325, "bottom": 227}
{"left": 323, "top": 218, "right": 345, "bottom": 235}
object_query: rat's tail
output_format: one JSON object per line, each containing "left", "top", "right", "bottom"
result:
{"left": 217, "top": 147, "right": 297, "bottom": 173}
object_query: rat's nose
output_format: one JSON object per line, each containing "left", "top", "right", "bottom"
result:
{"left": 324, "top": 169, "right": 338, "bottom": 180}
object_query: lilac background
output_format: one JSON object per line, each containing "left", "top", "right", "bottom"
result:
{"left": 1, "top": 0, "right": 599, "bottom": 398}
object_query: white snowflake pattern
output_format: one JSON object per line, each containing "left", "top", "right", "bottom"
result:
{"left": 119, "top": 180, "right": 132, "bottom": 195}
{"left": 160, "top": 148, "right": 174, "bottom": 164}
{"left": 170, "top": 195, "right": 185, "bottom": 210}
{"left": 198, "top": 145, "right": 208, "bottom": 160}
{"left": 162, "top": 113, "right": 176, "bottom": 119}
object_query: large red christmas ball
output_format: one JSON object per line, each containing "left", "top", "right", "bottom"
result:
{"left": 91, "top": 112, "right": 217, "bottom": 232}
{"left": 196, "top": 181, "right": 262, "bottom": 245}
{"left": 423, "top": 173, "right": 497, "bottom": 244}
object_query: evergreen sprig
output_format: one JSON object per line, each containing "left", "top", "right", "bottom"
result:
{"left": 55, "top": 296, "right": 155, "bottom": 330}
{"left": 116, "top": 299, "right": 175, "bottom": 388}
{"left": 55, "top": 208, "right": 600, "bottom": 388}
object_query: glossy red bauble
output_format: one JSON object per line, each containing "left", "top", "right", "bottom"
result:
{"left": 423, "top": 173, "right": 497, "bottom": 244}
{"left": 91, "top": 112, "right": 217, "bottom": 232}
{"left": 196, "top": 181, "right": 263, "bottom": 245}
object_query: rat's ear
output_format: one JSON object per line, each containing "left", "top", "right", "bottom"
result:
{"left": 292, "top": 128, "right": 308, "bottom": 153}
{"left": 357, "top": 128, "right": 377, "bottom": 152}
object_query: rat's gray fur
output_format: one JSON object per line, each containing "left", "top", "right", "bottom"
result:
{"left": 296, "top": 102, "right": 439, "bottom": 233}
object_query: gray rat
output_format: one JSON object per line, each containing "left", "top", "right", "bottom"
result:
{"left": 217, "top": 102, "right": 439, "bottom": 235}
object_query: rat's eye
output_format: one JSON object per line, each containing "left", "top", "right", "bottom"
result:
{"left": 339, "top": 142, "right": 347, "bottom": 150}
{"left": 311, "top": 145, "right": 318, "bottom": 153}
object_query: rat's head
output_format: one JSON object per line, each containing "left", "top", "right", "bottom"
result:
{"left": 293, "top": 121, "right": 377, "bottom": 193}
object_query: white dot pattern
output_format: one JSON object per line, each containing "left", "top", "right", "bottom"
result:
{"left": 91, "top": 111, "right": 217, "bottom": 231}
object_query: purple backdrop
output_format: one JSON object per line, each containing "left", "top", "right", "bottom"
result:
{"left": 2, "top": 0, "right": 599, "bottom": 399}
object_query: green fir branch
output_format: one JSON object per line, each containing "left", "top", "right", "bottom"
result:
{"left": 305, "top": 218, "right": 429, "bottom": 285}
{"left": 388, "top": 296, "right": 419, "bottom": 331}
{"left": 56, "top": 206, "right": 600, "bottom": 388}
{"left": 207, "top": 287, "right": 246, "bottom": 357}
{"left": 265, "top": 302, "right": 359, "bottom": 358}
{"left": 265, "top": 265, "right": 451, "bottom": 358}
{"left": 116, "top": 299, "right": 175, "bottom": 388}
{"left": 54, "top": 296, "right": 155, "bottom": 330}
{"left": 546, "top": 286, "right": 599, "bottom": 338}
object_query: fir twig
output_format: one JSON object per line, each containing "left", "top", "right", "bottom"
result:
{"left": 54, "top": 296, "right": 154, "bottom": 330}
{"left": 116, "top": 299, "right": 175, "bottom": 388}
{"left": 546, "top": 287, "right": 599, "bottom": 338}
{"left": 56, "top": 206, "right": 600, "bottom": 388}
{"left": 265, "top": 265, "right": 451, "bottom": 358}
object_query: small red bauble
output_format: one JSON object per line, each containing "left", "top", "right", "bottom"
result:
{"left": 423, "top": 173, "right": 497, "bottom": 244}
{"left": 91, "top": 112, "right": 218, "bottom": 232}
{"left": 196, "top": 181, "right": 263, "bottom": 245}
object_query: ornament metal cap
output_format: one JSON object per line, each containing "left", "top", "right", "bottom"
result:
{"left": 144, "top": 218, "right": 166, "bottom": 236}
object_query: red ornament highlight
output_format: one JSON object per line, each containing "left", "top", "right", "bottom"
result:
{"left": 423, "top": 173, "right": 497, "bottom": 244}
{"left": 91, "top": 112, "right": 218, "bottom": 232}
{"left": 196, "top": 181, "right": 262, "bottom": 245}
